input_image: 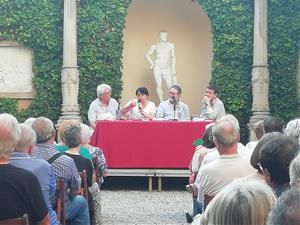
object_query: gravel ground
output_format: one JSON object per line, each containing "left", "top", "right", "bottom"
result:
{"left": 100, "top": 190, "right": 192, "bottom": 225}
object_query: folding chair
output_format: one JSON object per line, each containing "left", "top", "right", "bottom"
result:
{"left": 0, "top": 214, "right": 29, "bottom": 225}
{"left": 79, "top": 170, "right": 89, "bottom": 202}
{"left": 56, "top": 178, "right": 65, "bottom": 225}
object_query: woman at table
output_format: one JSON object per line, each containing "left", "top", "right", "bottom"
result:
{"left": 120, "top": 87, "right": 156, "bottom": 120}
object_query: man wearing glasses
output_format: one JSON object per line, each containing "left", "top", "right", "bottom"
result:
{"left": 156, "top": 85, "right": 190, "bottom": 121}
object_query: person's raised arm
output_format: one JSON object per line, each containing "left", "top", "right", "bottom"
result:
{"left": 120, "top": 100, "right": 136, "bottom": 116}
{"left": 145, "top": 45, "right": 156, "bottom": 69}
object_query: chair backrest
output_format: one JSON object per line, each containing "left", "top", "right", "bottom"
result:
{"left": 0, "top": 214, "right": 29, "bottom": 225}
{"left": 79, "top": 170, "right": 89, "bottom": 201}
{"left": 204, "top": 194, "right": 215, "bottom": 210}
{"left": 92, "top": 156, "right": 100, "bottom": 182}
{"left": 56, "top": 178, "right": 65, "bottom": 225}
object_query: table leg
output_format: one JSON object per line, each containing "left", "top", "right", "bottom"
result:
{"left": 148, "top": 177, "right": 153, "bottom": 192}
{"left": 158, "top": 177, "right": 162, "bottom": 192}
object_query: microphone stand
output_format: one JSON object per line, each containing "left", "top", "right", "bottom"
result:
{"left": 172, "top": 98, "right": 178, "bottom": 121}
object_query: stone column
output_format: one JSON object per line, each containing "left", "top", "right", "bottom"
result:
{"left": 58, "top": 0, "right": 81, "bottom": 125}
{"left": 249, "top": 0, "right": 270, "bottom": 139}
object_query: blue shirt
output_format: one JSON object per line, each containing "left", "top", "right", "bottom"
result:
{"left": 10, "top": 152, "right": 58, "bottom": 225}
{"left": 156, "top": 100, "right": 190, "bottom": 121}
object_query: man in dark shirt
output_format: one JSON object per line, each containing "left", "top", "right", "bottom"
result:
{"left": 0, "top": 113, "right": 49, "bottom": 225}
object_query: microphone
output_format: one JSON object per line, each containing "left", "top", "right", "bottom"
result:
{"left": 137, "top": 99, "right": 142, "bottom": 110}
{"left": 171, "top": 96, "right": 177, "bottom": 106}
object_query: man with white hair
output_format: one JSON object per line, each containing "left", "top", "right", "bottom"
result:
{"left": 32, "top": 117, "right": 90, "bottom": 225}
{"left": 0, "top": 114, "right": 49, "bottom": 224}
{"left": 88, "top": 83, "right": 119, "bottom": 129}
{"left": 10, "top": 123, "right": 57, "bottom": 225}
{"left": 289, "top": 153, "right": 300, "bottom": 187}
{"left": 194, "top": 115, "right": 255, "bottom": 209}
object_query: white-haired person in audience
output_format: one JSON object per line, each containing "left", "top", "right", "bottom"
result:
{"left": 193, "top": 114, "right": 255, "bottom": 219}
{"left": 199, "top": 179, "right": 277, "bottom": 225}
{"left": 10, "top": 123, "right": 58, "bottom": 225}
{"left": 81, "top": 123, "right": 108, "bottom": 185}
{"left": 120, "top": 87, "right": 156, "bottom": 120}
{"left": 0, "top": 114, "right": 50, "bottom": 224}
{"left": 31, "top": 117, "right": 90, "bottom": 225}
{"left": 259, "top": 134, "right": 299, "bottom": 197}
{"left": 246, "top": 120, "right": 264, "bottom": 151}
{"left": 289, "top": 152, "right": 300, "bottom": 187}
{"left": 284, "top": 118, "right": 300, "bottom": 145}
{"left": 24, "top": 117, "right": 36, "bottom": 127}
{"left": 266, "top": 184, "right": 300, "bottom": 225}
{"left": 88, "top": 83, "right": 119, "bottom": 129}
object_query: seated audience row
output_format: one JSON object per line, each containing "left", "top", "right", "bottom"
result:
{"left": 88, "top": 83, "right": 226, "bottom": 125}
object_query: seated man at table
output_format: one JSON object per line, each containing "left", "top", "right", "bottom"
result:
{"left": 156, "top": 84, "right": 190, "bottom": 121}
{"left": 199, "top": 84, "right": 225, "bottom": 121}
{"left": 88, "top": 83, "right": 119, "bottom": 129}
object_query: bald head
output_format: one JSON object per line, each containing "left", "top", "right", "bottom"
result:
{"left": 15, "top": 124, "right": 36, "bottom": 153}
{"left": 0, "top": 113, "right": 20, "bottom": 157}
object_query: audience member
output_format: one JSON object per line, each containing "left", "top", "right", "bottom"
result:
{"left": 80, "top": 123, "right": 108, "bottom": 185}
{"left": 259, "top": 134, "right": 299, "bottom": 197}
{"left": 284, "top": 118, "right": 300, "bottom": 145}
{"left": 88, "top": 83, "right": 119, "bottom": 129}
{"left": 246, "top": 120, "right": 264, "bottom": 151}
{"left": 263, "top": 116, "right": 285, "bottom": 133}
{"left": 200, "top": 179, "right": 276, "bottom": 225}
{"left": 194, "top": 115, "right": 255, "bottom": 210}
{"left": 24, "top": 117, "right": 36, "bottom": 126}
{"left": 199, "top": 84, "right": 225, "bottom": 121}
{"left": 248, "top": 132, "right": 281, "bottom": 181}
{"left": 0, "top": 114, "right": 50, "bottom": 224}
{"left": 32, "top": 117, "right": 90, "bottom": 225}
{"left": 10, "top": 123, "right": 57, "bottom": 225}
{"left": 267, "top": 184, "right": 300, "bottom": 225}
{"left": 120, "top": 87, "right": 156, "bottom": 120}
{"left": 156, "top": 84, "right": 190, "bottom": 121}
{"left": 289, "top": 153, "right": 300, "bottom": 187}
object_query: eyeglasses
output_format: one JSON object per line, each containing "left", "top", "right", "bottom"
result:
{"left": 169, "top": 91, "right": 178, "bottom": 95}
{"left": 257, "top": 162, "right": 264, "bottom": 172}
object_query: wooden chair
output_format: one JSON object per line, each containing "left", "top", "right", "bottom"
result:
{"left": 56, "top": 178, "right": 65, "bottom": 225}
{"left": 79, "top": 170, "right": 89, "bottom": 202}
{"left": 92, "top": 156, "right": 100, "bottom": 182}
{"left": 204, "top": 194, "right": 215, "bottom": 210}
{"left": 0, "top": 214, "right": 29, "bottom": 225}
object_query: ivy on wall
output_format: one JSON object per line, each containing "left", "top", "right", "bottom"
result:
{"left": 0, "top": 0, "right": 299, "bottom": 143}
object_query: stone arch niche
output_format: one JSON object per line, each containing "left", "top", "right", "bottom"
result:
{"left": 0, "top": 40, "right": 35, "bottom": 110}
{"left": 121, "top": 0, "right": 213, "bottom": 115}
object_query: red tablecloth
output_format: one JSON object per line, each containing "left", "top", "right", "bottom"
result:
{"left": 90, "top": 120, "right": 212, "bottom": 168}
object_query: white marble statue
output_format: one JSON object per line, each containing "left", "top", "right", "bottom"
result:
{"left": 145, "top": 31, "right": 177, "bottom": 102}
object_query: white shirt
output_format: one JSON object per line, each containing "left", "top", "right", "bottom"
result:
{"left": 88, "top": 98, "right": 119, "bottom": 123}
{"left": 123, "top": 100, "right": 156, "bottom": 120}
{"left": 156, "top": 100, "right": 190, "bottom": 121}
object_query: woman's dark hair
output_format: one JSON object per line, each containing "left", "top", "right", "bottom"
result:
{"left": 203, "top": 125, "right": 215, "bottom": 149}
{"left": 135, "top": 87, "right": 149, "bottom": 96}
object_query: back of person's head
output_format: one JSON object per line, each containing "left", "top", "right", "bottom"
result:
{"left": 201, "top": 179, "right": 276, "bottom": 225}
{"left": 253, "top": 120, "right": 265, "bottom": 140}
{"left": 0, "top": 113, "right": 20, "bottom": 157}
{"left": 207, "top": 84, "right": 219, "bottom": 95}
{"left": 96, "top": 83, "right": 111, "bottom": 98}
{"left": 135, "top": 87, "right": 149, "bottom": 96}
{"left": 212, "top": 115, "right": 239, "bottom": 147}
{"left": 57, "top": 120, "right": 81, "bottom": 143}
{"left": 217, "top": 114, "right": 240, "bottom": 131}
{"left": 24, "top": 117, "right": 36, "bottom": 127}
{"left": 289, "top": 153, "right": 300, "bottom": 187}
{"left": 267, "top": 184, "right": 300, "bottom": 225}
{"left": 264, "top": 116, "right": 285, "bottom": 133}
{"left": 32, "top": 117, "right": 55, "bottom": 144}
{"left": 170, "top": 84, "right": 182, "bottom": 95}
{"left": 284, "top": 118, "right": 300, "bottom": 145}
{"left": 15, "top": 123, "right": 36, "bottom": 152}
{"left": 250, "top": 132, "right": 281, "bottom": 172}
{"left": 259, "top": 135, "right": 299, "bottom": 187}
{"left": 63, "top": 125, "right": 81, "bottom": 148}
{"left": 80, "top": 123, "right": 92, "bottom": 145}
{"left": 202, "top": 125, "right": 215, "bottom": 149}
